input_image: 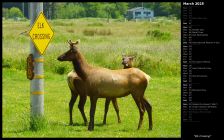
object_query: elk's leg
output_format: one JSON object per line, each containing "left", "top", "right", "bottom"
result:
{"left": 69, "top": 91, "right": 78, "bottom": 125}
{"left": 88, "top": 96, "right": 98, "bottom": 131}
{"left": 112, "top": 98, "right": 121, "bottom": 123}
{"left": 132, "top": 94, "right": 145, "bottom": 130}
{"left": 78, "top": 95, "right": 88, "bottom": 126}
{"left": 103, "top": 98, "right": 111, "bottom": 125}
{"left": 142, "top": 96, "right": 152, "bottom": 130}
{"left": 141, "top": 99, "right": 146, "bottom": 113}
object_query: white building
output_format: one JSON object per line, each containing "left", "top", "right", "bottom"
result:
{"left": 126, "top": 7, "right": 154, "bottom": 20}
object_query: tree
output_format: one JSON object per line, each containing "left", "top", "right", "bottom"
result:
{"left": 128, "top": 2, "right": 142, "bottom": 9}
{"left": 50, "top": 2, "right": 181, "bottom": 19}
{"left": 2, "top": 8, "right": 9, "bottom": 18}
{"left": 54, "top": 3, "right": 86, "bottom": 19}
{"left": 160, "top": 3, "right": 172, "bottom": 17}
{"left": 153, "top": 2, "right": 180, "bottom": 18}
{"left": 104, "top": 3, "right": 116, "bottom": 22}
{"left": 115, "top": 2, "right": 129, "bottom": 18}
{"left": 8, "top": 7, "right": 24, "bottom": 18}
{"left": 169, "top": 3, "right": 181, "bottom": 19}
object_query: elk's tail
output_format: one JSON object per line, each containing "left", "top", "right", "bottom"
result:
{"left": 144, "top": 73, "right": 152, "bottom": 85}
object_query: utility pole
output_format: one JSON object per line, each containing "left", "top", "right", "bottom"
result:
{"left": 29, "top": 2, "right": 44, "bottom": 120}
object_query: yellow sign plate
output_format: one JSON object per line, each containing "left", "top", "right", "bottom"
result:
{"left": 29, "top": 12, "right": 54, "bottom": 55}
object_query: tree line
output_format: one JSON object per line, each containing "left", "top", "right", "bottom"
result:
{"left": 3, "top": 2, "right": 181, "bottom": 19}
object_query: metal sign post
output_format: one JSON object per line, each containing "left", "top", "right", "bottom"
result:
{"left": 28, "top": 2, "right": 53, "bottom": 129}
{"left": 29, "top": 2, "right": 44, "bottom": 119}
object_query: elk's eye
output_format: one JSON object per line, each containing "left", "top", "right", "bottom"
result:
{"left": 71, "top": 49, "right": 76, "bottom": 53}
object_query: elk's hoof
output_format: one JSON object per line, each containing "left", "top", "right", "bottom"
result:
{"left": 103, "top": 121, "right": 106, "bottom": 125}
{"left": 84, "top": 122, "right": 88, "bottom": 126}
{"left": 88, "top": 124, "right": 94, "bottom": 131}
{"left": 149, "top": 126, "right": 153, "bottom": 130}
{"left": 88, "top": 127, "right": 94, "bottom": 131}
{"left": 69, "top": 122, "right": 73, "bottom": 126}
{"left": 118, "top": 120, "right": 121, "bottom": 123}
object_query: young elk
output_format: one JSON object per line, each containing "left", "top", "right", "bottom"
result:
{"left": 103, "top": 55, "right": 135, "bottom": 124}
{"left": 58, "top": 39, "right": 152, "bottom": 131}
{"left": 122, "top": 55, "right": 135, "bottom": 68}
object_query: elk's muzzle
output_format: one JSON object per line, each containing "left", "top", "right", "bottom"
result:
{"left": 57, "top": 55, "right": 64, "bottom": 61}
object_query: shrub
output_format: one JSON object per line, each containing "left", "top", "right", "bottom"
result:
{"left": 87, "top": 22, "right": 104, "bottom": 27}
{"left": 83, "top": 29, "right": 95, "bottom": 36}
{"left": 2, "top": 58, "right": 12, "bottom": 68}
{"left": 83, "top": 28, "right": 112, "bottom": 36}
{"left": 66, "top": 29, "right": 75, "bottom": 33}
{"left": 54, "top": 65, "right": 68, "bottom": 75}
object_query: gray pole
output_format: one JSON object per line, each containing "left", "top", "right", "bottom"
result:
{"left": 22, "top": 3, "right": 25, "bottom": 16}
{"left": 29, "top": 3, "right": 44, "bottom": 118}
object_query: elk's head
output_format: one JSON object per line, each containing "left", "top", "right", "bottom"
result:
{"left": 122, "top": 54, "right": 135, "bottom": 68}
{"left": 57, "top": 39, "right": 80, "bottom": 61}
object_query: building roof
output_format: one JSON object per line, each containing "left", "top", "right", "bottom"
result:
{"left": 127, "top": 7, "right": 152, "bottom": 12}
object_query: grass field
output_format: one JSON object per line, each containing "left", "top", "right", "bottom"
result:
{"left": 2, "top": 17, "right": 181, "bottom": 137}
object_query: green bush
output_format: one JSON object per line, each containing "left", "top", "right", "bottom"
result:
{"left": 54, "top": 65, "right": 68, "bottom": 75}
{"left": 2, "top": 58, "right": 12, "bottom": 68}
{"left": 8, "top": 7, "right": 24, "bottom": 18}
{"left": 146, "top": 29, "right": 172, "bottom": 41}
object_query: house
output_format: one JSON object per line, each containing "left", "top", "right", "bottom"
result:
{"left": 126, "top": 7, "right": 154, "bottom": 20}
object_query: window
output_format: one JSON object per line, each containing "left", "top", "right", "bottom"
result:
{"left": 135, "top": 12, "right": 141, "bottom": 16}
{"left": 144, "top": 11, "right": 151, "bottom": 16}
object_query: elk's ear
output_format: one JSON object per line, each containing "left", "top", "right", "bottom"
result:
{"left": 67, "top": 40, "right": 72, "bottom": 45}
{"left": 131, "top": 55, "right": 136, "bottom": 59}
{"left": 122, "top": 53, "right": 126, "bottom": 58}
{"left": 74, "top": 39, "right": 80, "bottom": 45}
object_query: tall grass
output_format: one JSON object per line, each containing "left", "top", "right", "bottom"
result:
{"left": 2, "top": 17, "right": 180, "bottom": 77}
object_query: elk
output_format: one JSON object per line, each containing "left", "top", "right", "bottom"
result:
{"left": 121, "top": 55, "right": 135, "bottom": 68}
{"left": 66, "top": 54, "right": 134, "bottom": 125}
{"left": 57, "top": 39, "right": 152, "bottom": 131}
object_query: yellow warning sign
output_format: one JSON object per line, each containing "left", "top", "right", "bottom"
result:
{"left": 29, "top": 12, "right": 54, "bottom": 55}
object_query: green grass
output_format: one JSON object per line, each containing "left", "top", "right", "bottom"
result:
{"left": 2, "top": 17, "right": 180, "bottom": 137}
{"left": 3, "top": 68, "right": 180, "bottom": 137}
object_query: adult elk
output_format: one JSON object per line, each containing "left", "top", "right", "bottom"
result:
{"left": 57, "top": 39, "right": 152, "bottom": 131}
{"left": 67, "top": 63, "right": 133, "bottom": 125}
